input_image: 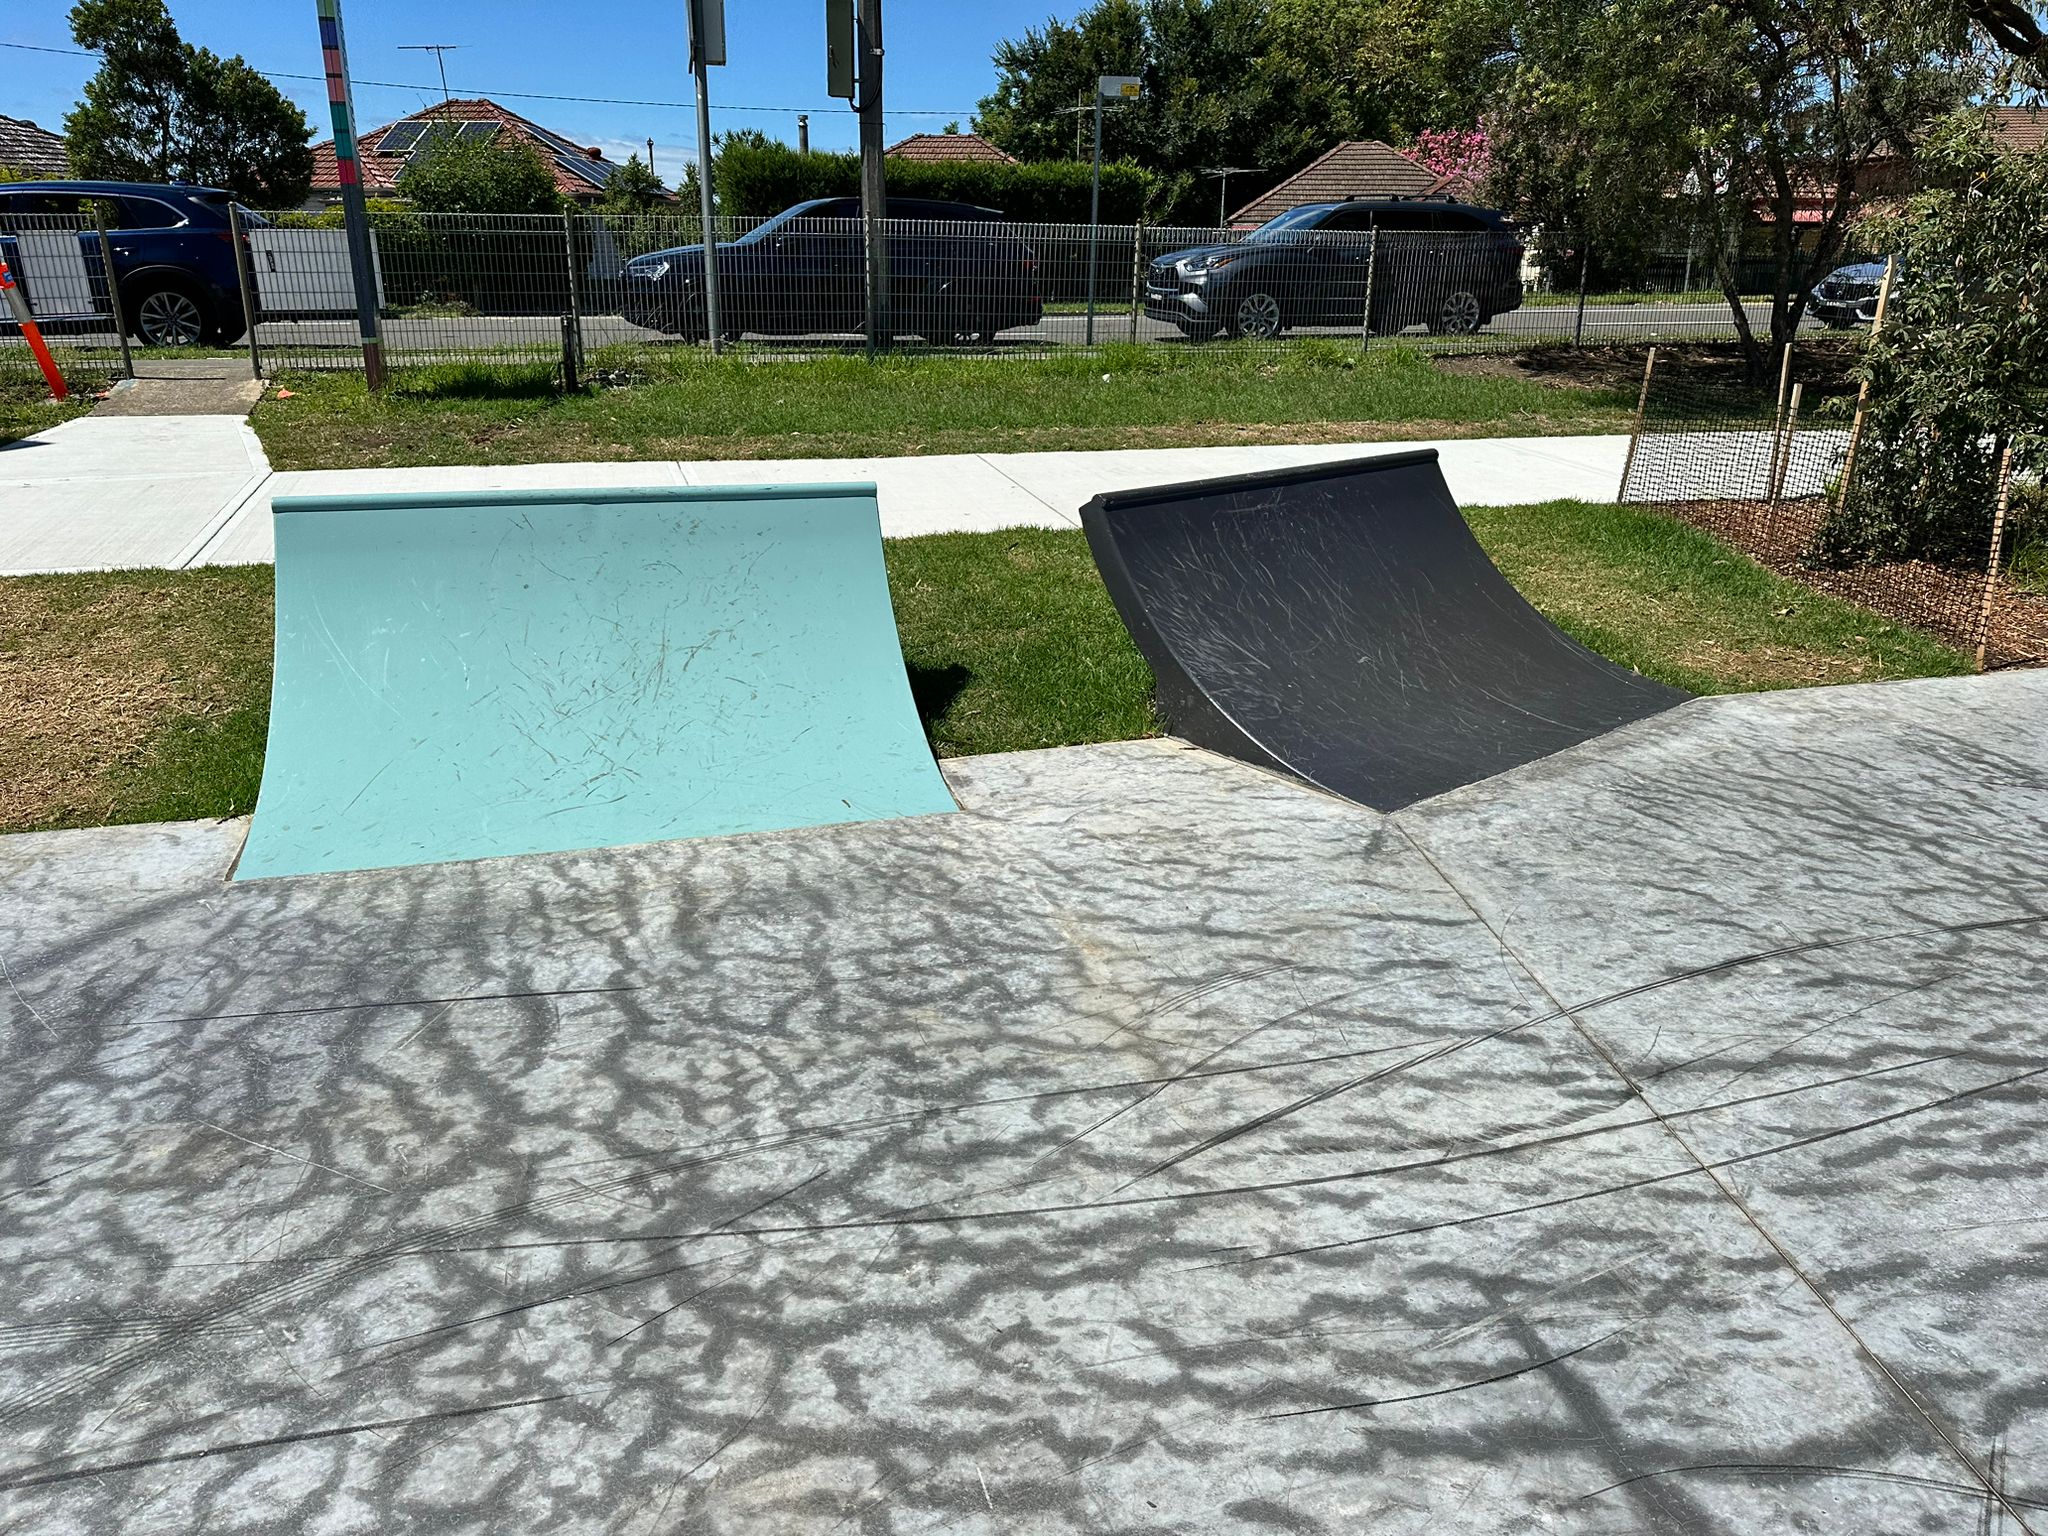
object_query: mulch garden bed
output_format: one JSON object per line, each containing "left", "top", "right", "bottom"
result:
{"left": 1655, "top": 495, "right": 2048, "bottom": 669}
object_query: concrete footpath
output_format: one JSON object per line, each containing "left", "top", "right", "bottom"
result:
{"left": 0, "top": 417, "right": 1631, "bottom": 576}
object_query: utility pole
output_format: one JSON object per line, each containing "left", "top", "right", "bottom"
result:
{"left": 646, "top": 136, "right": 655, "bottom": 175}
{"left": 398, "top": 44, "right": 460, "bottom": 101}
{"left": 318, "top": 0, "right": 385, "bottom": 390}
{"left": 857, "top": 0, "right": 888, "bottom": 353}
{"left": 1087, "top": 76, "right": 1140, "bottom": 346}
{"left": 689, "top": 0, "right": 725, "bottom": 352}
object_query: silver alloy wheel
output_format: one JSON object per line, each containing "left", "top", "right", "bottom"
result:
{"left": 1435, "top": 290, "right": 1483, "bottom": 335}
{"left": 1233, "top": 291, "right": 1283, "bottom": 340}
{"left": 137, "top": 289, "right": 205, "bottom": 346}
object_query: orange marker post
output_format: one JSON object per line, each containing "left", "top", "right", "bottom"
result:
{"left": 0, "top": 254, "right": 68, "bottom": 400}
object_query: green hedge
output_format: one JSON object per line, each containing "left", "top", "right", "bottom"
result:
{"left": 715, "top": 141, "right": 1153, "bottom": 224}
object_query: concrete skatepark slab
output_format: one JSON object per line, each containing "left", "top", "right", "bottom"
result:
{"left": 237, "top": 483, "right": 955, "bottom": 880}
{"left": 1083, "top": 451, "right": 1689, "bottom": 810}
{"left": 3, "top": 672, "right": 2045, "bottom": 1532}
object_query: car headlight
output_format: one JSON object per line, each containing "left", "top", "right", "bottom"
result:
{"left": 629, "top": 259, "right": 671, "bottom": 282}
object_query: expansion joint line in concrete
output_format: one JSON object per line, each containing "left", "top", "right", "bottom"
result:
{"left": 1386, "top": 819, "right": 2039, "bottom": 1536}
{"left": 972, "top": 455, "right": 1079, "bottom": 525}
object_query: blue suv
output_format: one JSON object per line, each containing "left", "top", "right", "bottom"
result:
{"left": 0, "top": 180, "right": 253, "bottom": 347}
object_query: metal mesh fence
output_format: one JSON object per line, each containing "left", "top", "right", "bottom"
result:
{"left": 232, "top": 211, "right": 1851, "bottom": 377}
{"left": 5, "top": 200, "right": 1887, "bottom": 394}
{"left": 1618, "top": 346, "right": 2048, "bottom": 667}
{"left": 0, "top": 210, "right": 134, "bottom": 399}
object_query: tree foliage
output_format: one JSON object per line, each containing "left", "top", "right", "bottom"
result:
{"left": 713, "top": 138, "right": 1152, "bottom": 223}
{"left": 1486, "top": 0, "right": 1979, "bottom": 377}
{"left": 1817, "top": 112, "right": 2048, "bottom": 567}
{"left": 64, "top": 0, "right": 313, "bottom": 204}
{"left": 597, "top": 153, "right": 670, "bottom": 214}
{"left": 396, "top": 133, "right": 563, "bottom": 216}
{"left": 971, "top": 0, "right": 1490, "bottom": 222}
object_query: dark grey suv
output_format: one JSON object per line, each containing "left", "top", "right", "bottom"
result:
{"left": 1145, "top": 198, "right": 1526, "bottom": 341}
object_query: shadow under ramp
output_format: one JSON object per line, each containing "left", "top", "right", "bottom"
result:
{"left": 1081, "top": 450, "right": 1688, "bottom": 811}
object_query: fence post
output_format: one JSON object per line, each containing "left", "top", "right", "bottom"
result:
{"left": 1974, "top": 440, "right": 2017, "bottom": 672}
{"left": 1765, "top": 381, "right": 1803, "bottom": 540}
{"left": 561, "top": 212, "right": 584, "bottom": 386}
{"left": 92, "top": 202, "right": 135, "bottom": 380}
{"left": 1764, "top": 340, "right": 1794, "bottom": 511}
{"left": 1573, "top": 238, "right": 1590, "bottom": 347}
{"left": 1128, "top": 220, "right": 1143, "bottom": 344}
{"left": 1833, "top": 255, "right": 1898, "bottom": 519}
{"left": 227, "top": 204, "right": 262, "bottom": 382}
{"left": 1616, "top": 345, "right": 1658, "bottom": 502}
{"left": 1360, "top": 230, "right": 1379, "bottom": 356}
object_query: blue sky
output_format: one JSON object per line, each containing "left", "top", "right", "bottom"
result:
{"left": 4, "top": 0, "right": 1087, "bottom": 178}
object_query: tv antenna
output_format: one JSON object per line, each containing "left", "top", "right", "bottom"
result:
{"left": 1200, "top": 167, "right": 1261, "bottom": 225}
{"left": 399, "top": 44, "right": 462, "bottom": 101}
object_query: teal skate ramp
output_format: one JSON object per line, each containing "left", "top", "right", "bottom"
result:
{"left": 236, "top": 484, "right": 955, "bottom": 881}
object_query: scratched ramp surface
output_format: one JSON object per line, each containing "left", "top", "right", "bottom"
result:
{"left": 236, "top": 484, "right": 954, "bottom": 880}
{"left": 1082, "top": 450, "right": 1688, "bottom": 811}
{"left": 5, "top": 674, "right": 2047, "bottom": 1532}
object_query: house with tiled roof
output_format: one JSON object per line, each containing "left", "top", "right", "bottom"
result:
{"left": 307, "top": 98, "right": 666, "bottom": 208}
{"left": 1228, "top": 141, "right": 1478, "bottom": 228}
{"left": 886, "top": 131, "right": 1018, "bottom": 165}
{"left": 0, "top": 114, "right": 68, "bottom": 179}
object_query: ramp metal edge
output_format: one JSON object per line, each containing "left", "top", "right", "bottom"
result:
{"left": 270, "top": 482, "right": 880, "bottom": 515}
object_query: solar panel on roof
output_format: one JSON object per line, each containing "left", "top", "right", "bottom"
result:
{"left": 457, "top": 122, "right": 501, "bottom": 143}
{"left": 376, "top": 122, "right": 427, "bottom": 154}
{"left": 556, "top": 154, "right": 617, "bottom": 188}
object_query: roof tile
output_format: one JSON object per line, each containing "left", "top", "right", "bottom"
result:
{"left": 0, "top": 114, "right": 69, "bottom": 178}
{"left": 1230, "top": 141, "right": 1478, "bottom": 225}
{"left": 308, "top": 97, "right": 664, "bottom": 204}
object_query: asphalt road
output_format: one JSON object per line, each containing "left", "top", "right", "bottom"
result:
{"left": 233, "top": 298, "right": 1830, "bottom": 361}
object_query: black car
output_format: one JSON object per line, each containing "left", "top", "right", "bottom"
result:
{"left": 619, "top": 197, "right": 1043, "bottom": 342}
{"left": 0, "top": 180, "right": 253, "bottom": 346}
{"left": 1810, "top": 259, "right": 1889, "bottom": 327}
{"left": 1145, "top": 198, "right": 1525, "bottom": 341}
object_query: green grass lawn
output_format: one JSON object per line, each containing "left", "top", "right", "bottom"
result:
{"left": 0, "top": 377, "right": 94, "bottom": 446}
{"left": 248, "top": 343, "right": 1636, "bottom": 470}
{"left": 3, "top": 503, "right": 1970, "bottom": 836}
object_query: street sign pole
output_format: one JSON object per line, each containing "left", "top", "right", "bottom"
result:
{"left": 1086, "top": 96, "right": 1102, "bottom": 345}
{"left": 315, "top": 0, "right": 385, "bottom": 391}
{"left": 1087, "top": 77, "right": 1140, "bottom": 348}
{"left": 857, "top": 0, "right": 889, "bottom": 355}
{"left": 689, "top": 0, "right": 725, "bottom": 354}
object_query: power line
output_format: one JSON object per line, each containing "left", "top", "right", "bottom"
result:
{"left": 0, "top": 40, "right": 972, "bottom": 117}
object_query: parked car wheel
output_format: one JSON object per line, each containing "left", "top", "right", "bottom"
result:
{"left": 131, "top": 283, "right": 210, "bottom": 346}
{"left": 1429, "top": 290, "right": 1485, "bottom": 335}
{"left": 1226, "top": 290, "right": 1285, "bottom": 341}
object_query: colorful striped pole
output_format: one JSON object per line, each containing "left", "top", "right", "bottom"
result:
{"left": 0, "top": 255, "right": 68, "bottom": 400}
{"left": 316, "top": 0, "right": 386, "bottom": 389}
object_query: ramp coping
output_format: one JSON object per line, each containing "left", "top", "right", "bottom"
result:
{"left": 1083, "top": 448, "right": 1441, "bottom": 513}
{"left": 269, "top": 482, "right": 879, "bottom": 515}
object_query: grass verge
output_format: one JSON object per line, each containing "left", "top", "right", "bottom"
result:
{"left": 248, "top": 342, "right": 1635, "bottom": 470}
{"left": 0, "top": 505, "right": 1971, "bottom": 835}
{"left": 1, "top": 566, "right": 272, "bottom": 832}
{"left": 0, "top": 378, "right": 94, "bottom": 447}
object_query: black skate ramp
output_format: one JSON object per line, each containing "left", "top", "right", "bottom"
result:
{"left": 1081, "top": 450, "right": 1689, "bottom": 811}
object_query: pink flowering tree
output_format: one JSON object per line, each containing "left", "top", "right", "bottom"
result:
{"left": 1412, "top": 127, "right": 1493, "bottom": 193}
